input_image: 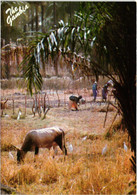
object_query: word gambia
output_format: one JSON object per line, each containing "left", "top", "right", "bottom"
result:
{"left": 6, "top": 4, "right": 29, "bottom": 26}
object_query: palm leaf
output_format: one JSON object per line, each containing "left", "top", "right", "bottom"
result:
{"left": 23, "top": 54, "right": 42, "bottom": 96}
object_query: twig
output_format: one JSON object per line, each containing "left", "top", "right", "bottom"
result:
{"left": 42, "top": 106, "right": 50, "bottom": 120}
{"left": 12, "top": 97, "right": 14, "bottom": 115}
{"left": 103, "top": 101, "right": 110, "bottom": 128}
{"left": 103, "top": 99, "right": 122, "bottom": 128}
{"left": 46, "top": 92, "right": 50, "bottom": 106}
{"left": 43, "top": 93, "right": 46, "bottom": 113}
{"left": 108, "top": 100, "right": 120, "bottom": 112}
{"left": 56, "top": 90, "right": 60, "bottom": 107}
{"left": 25, "top": 95, "right": 27, "bottom": 116}
{"left": 108, "top": 111, "right": 118, "bottom": 131}
{"left": 1, "top": 174, "right": 8, "bottom": 185}
{"left": 64, "top": 92, "right": 66, "bottom": 106}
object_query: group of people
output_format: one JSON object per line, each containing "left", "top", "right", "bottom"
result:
{"left": 68, "top": 80, "right": 113, "bottom": 111}
{"left": 92, "top": 80, "right": 113, "bottom": 102}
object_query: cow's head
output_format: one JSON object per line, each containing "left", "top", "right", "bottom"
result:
{"left": 17, "top": 149, "right": 25, "bottom": 163}
{"left": 11, "top": 145, "right": 25, "bottom": 163}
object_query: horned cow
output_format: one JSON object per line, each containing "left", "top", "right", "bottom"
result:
{"left": 16, "top": 126, "right": 67, "bottom": 163}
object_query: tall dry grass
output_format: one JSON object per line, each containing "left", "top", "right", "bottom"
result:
{"left": 1, "top": 129, "right": 134, "bottom": 194}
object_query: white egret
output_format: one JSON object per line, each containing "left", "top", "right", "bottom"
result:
{"left": 9, "top": 152, "right": 14, "bottom": 160}
{"left": 82, "top": 136, "right": 87, "bottom": 141}
{"left": 123, "top": 142, "right": 128, "bottom": 152}
{"left": 102, "top": 144, "right": 107, "bottom": 155}
{"left": 17, "top": 111, "right": 22, "bottom": 120}
{"left": 68, "top": 143, "right": 73, "bottom": 153}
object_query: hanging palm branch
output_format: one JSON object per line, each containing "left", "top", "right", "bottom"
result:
{"left": 20, "top": 15, "right": 108, "bottom": 95}
{"left": 22, "top": 54, "right": 42, "bottom": 95}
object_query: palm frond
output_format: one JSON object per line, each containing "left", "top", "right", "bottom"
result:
{"left": 23, "top": 54, "right": 42, "bottom": 96}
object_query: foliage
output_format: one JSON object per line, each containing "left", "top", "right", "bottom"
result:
{"left": 19, "top": 3, "right": 124, "bottom": 92}
{"left": 93, "top": 3, "right": 136, "bottom": 172}
{"left": 1, "top": 2, "right": 80, "bottom": 44}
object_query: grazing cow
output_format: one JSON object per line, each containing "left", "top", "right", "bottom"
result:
{"left": 69, "top": 95, "right": 82, "bottom": 111}
{"left": 16, "top": 127, "right": 67, "bottom": 163}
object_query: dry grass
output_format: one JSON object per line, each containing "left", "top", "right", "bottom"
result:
{"left": 1, "top": 106, "right": 135, "bottom": 194}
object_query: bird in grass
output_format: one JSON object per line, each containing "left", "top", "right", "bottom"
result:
{"left": 68, "top": 143, "right": 73, "bottom": 153}
{"left": 9, "top": 152, "right": 14, "bottom": 160}
{"left": 17, "top": 110, "right": 22, "bottom": 120}
{"left": 82, "top": 136, "right": 87, "bottom": 141}
{"left": 123, "top": 142, "right": 128, "bottom": 152}
{"left": 102, "top": 144, "right": 107, "bottom": 155}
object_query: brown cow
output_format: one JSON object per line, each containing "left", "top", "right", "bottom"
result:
{"left": 16, "top": 126, "right": 67, "bottom": 163}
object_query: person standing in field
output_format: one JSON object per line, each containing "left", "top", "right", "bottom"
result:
{"left": 102, "top": 83, "right": 109, "bottom": 101}
{"left": 92, "top": 81, "right": 98, "bottom": 101}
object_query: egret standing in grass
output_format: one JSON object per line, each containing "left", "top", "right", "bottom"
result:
{"left": 17, "top": 110, "right": 22, "bottom": 120}
{"left": 9, "top": 152, "right": 14, "bottom": 160}
{"left": 82, "top": 136, "right": 87, "bottom": 141}
{"left": 123, "top": 142, "right": 128, "bottom": 152}
{"left": 102, "top": 144, "right": 107, "bottom": 155}
{"left": 68, "top": 143, "right": 73, "bottom": 153}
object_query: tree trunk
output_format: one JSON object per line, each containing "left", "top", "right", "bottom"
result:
{"left": 114, "top": 81, "right": 136, "bottom": 172}
{"left": 41, "top": 5, "right": 44, "bottom": 32}
{"left": 53, "top": 2, "right": 56, "bottom": 28}
{"left": 54, "top": 54, "right": 59, "bottom": 76}
{"left": 31, "top": 6, "right": 34, "bottom": 32}
{"left": 36, "top": 4, "right": 38, "bottom": 32}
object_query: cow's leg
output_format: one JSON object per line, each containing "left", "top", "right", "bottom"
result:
{"left": 52, "top": 145, "right": 58, "bottom": 158}
{"left": 54, "top": 135, "right": 67, "bottom": 155}
{"left": 35, "top": 146, "right": 39, "bottom": 155}
{"left": 53, "top": 144, "right": 58, "bottom": 154}
{"left": 55, "top": 135, "right": 62, "bottom": 150}
{"left": 34, "top": 146, "right": 39, "bottom": 162}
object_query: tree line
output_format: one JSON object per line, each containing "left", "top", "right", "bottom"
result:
{"left": 1, "top": 1, "right": 80, "bottom": 45}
